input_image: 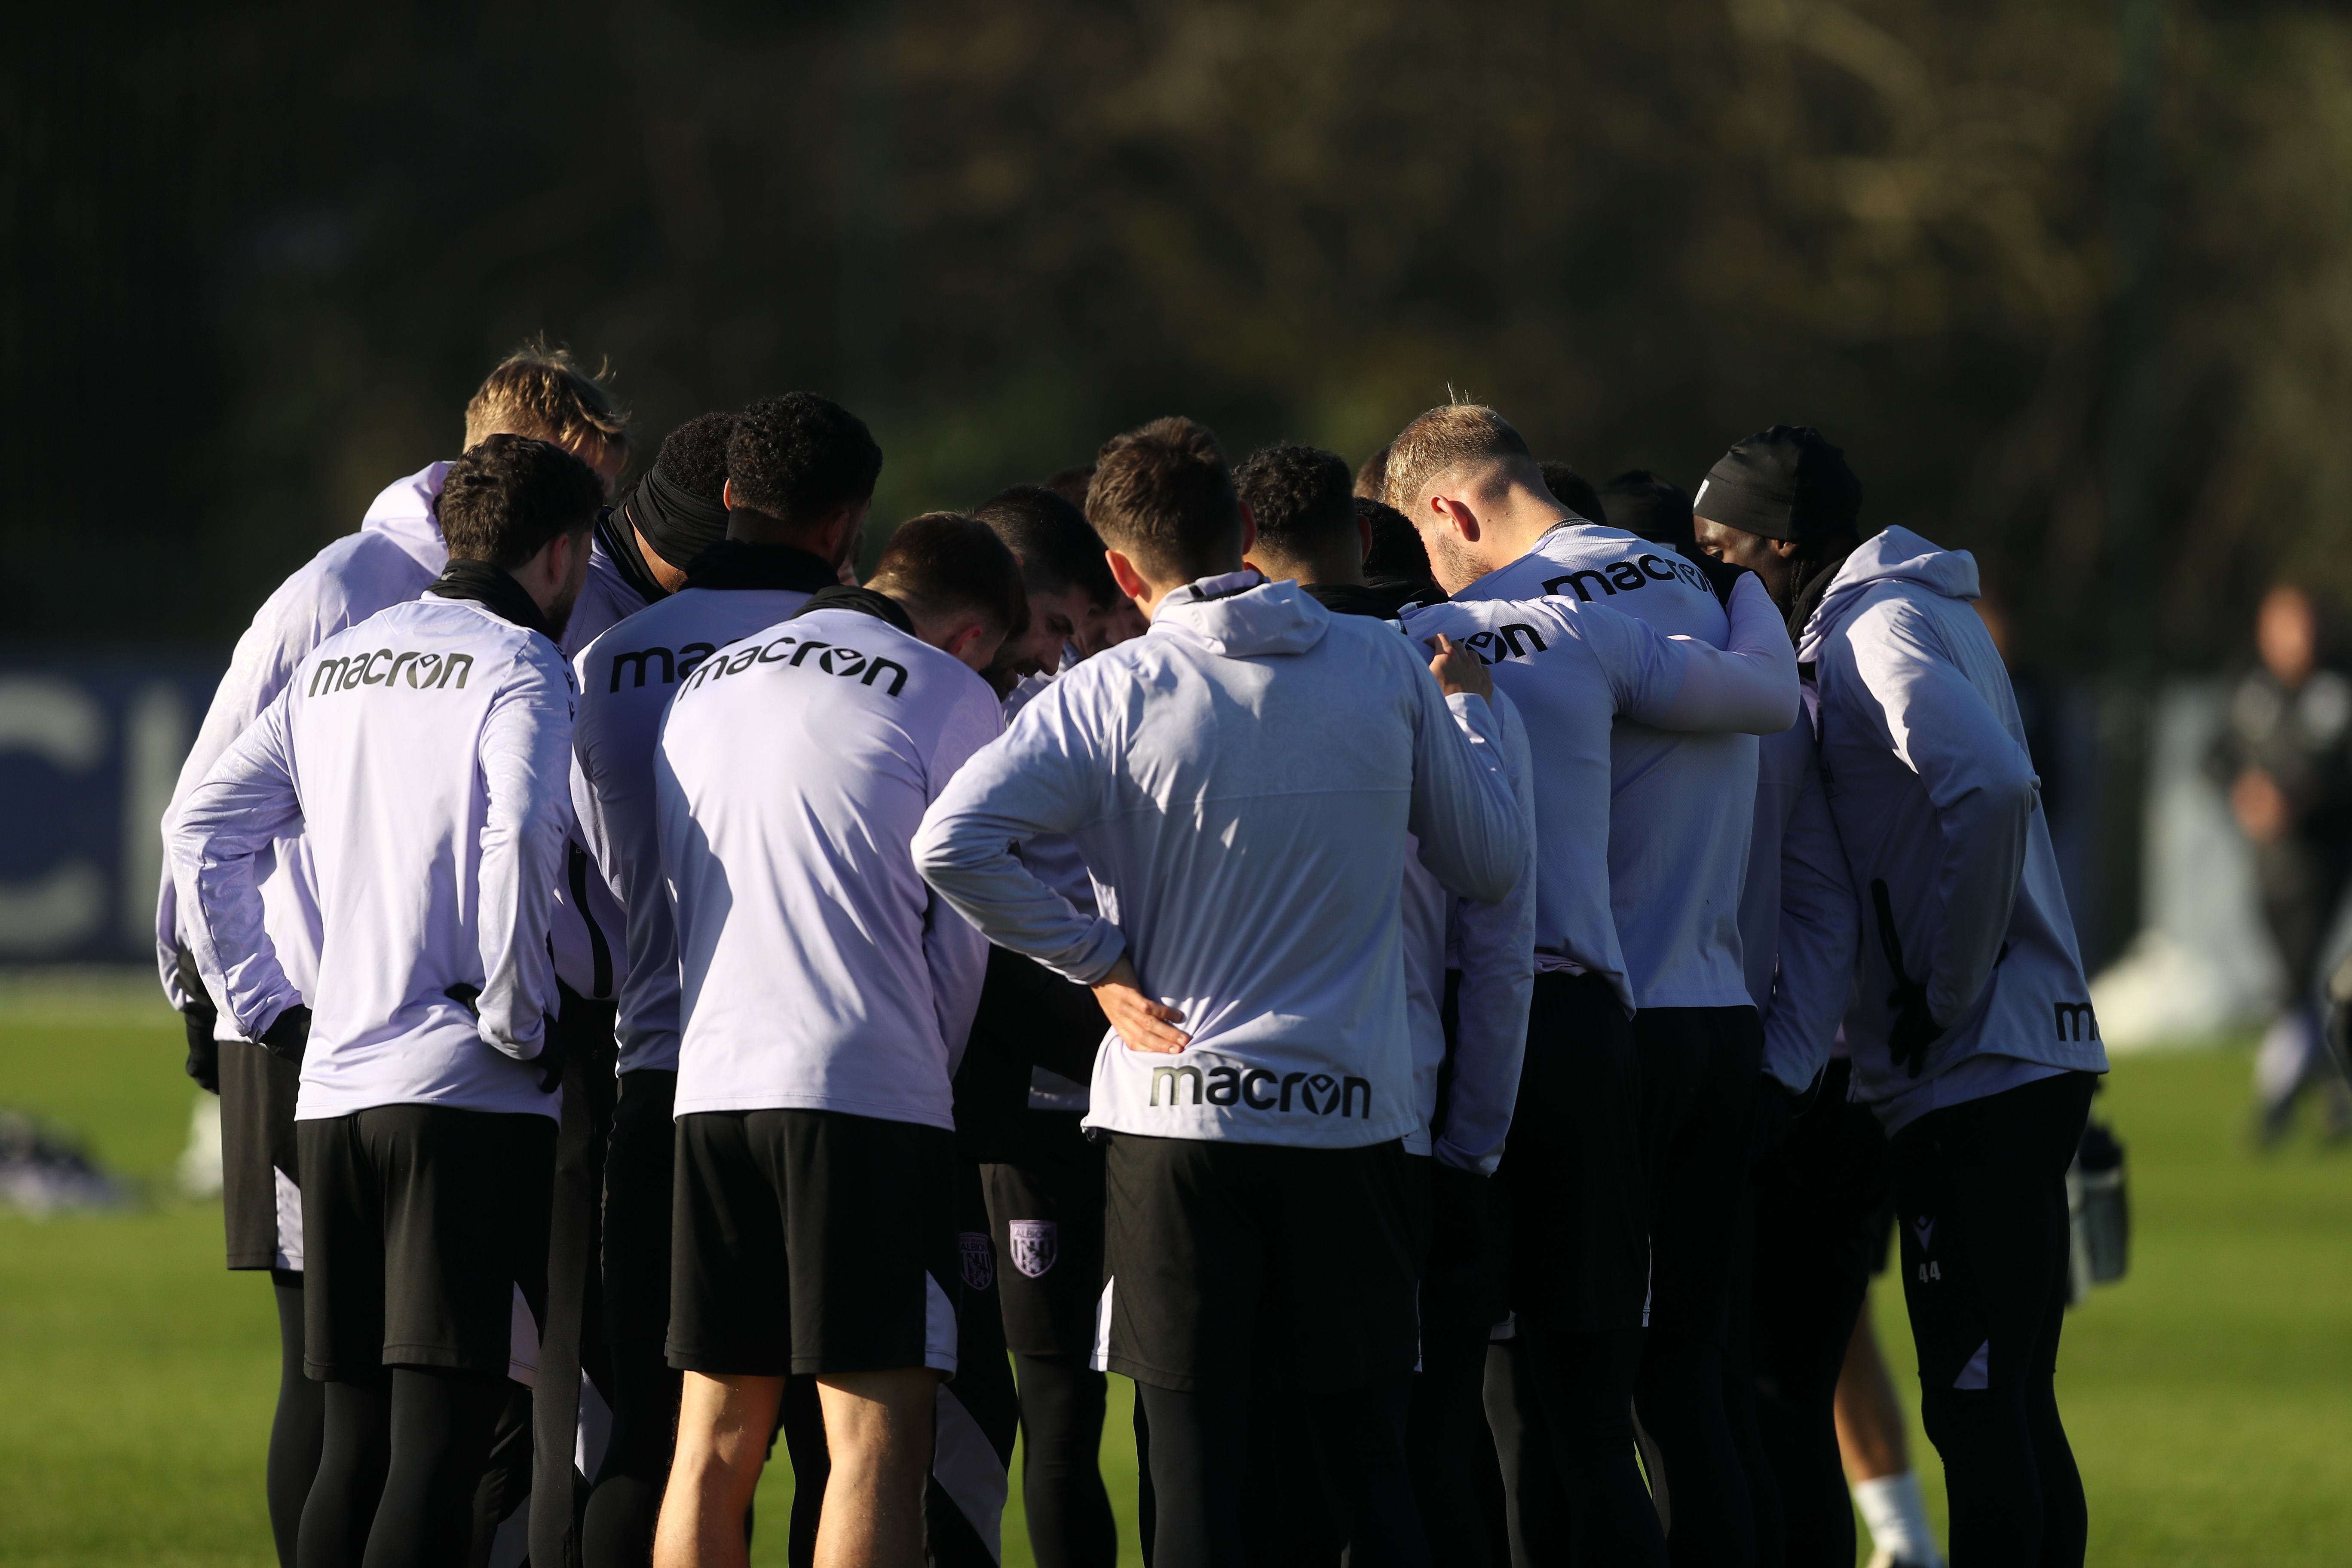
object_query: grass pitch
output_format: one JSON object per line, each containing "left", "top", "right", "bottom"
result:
{"left": 0, "top": 974, "right": 2345, "bottom": 1565}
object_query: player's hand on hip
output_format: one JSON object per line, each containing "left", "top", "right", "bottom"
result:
{"left": 1426, "top": 634, "right": 1493, "bottom": 703}
{"left": 1092, "top": 955, "right": 1191, "bottom": 1054}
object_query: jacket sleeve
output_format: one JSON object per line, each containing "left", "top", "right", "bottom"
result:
{"left": 1761, "top": 737, "right": 1860, "bottom": 1090}
{"left": 1435, "top": 691, "right": 1538, "bottom": 1175}
{"left": 914, "top": 683, "right": 1128, "bottom": 987}
{"left": 1647, "top": 572, "right": 1801, "bottom": 734}
{"left": 155, "top": 592, "right": 328, "bottom": 1008}
{"left": 1404, "top": 656, "right": 1529, "bottom": 907}
{"left": 168, "top": 688, "right": 306, "bottom": 1041}
{"left": 1844, "top": 599, "right": 2039, "bottom": 1026}
{"left": 923, "top": 688, "right": 1004, "bottom": 1075}
{"left": 475, "top": 649, "right": 573, "bottom": 1060}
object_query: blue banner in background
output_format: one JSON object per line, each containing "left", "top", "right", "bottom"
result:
{"left": 0, "top": 663, "right": 223, "bottom": 964}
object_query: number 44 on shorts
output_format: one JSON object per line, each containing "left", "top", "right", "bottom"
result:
{"left": 1911, "top": 1213, "right": 1942, "bottom": 1283}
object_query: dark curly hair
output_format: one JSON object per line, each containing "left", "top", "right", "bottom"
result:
{"left": 438, "top": 434, "right": 605, "bottom": 569}
{"left": 1234, "top": 444, "right": 1355, "bottom": 566}
{"left": 653, "top": 411, "right": 738, "bottom": 502}
{"left": 726, "top": 392, "right": 883, "bottom": 524}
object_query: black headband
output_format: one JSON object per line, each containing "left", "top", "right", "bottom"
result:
{"left": 627, "top": 463, "right": 732, "bottom": 571}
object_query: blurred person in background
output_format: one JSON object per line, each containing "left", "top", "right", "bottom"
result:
{"left": 155, "top": 346, "right": 629, "bottom": 1568}
{"left": 569, "top": 396, "right": 873, "bottom": 1568}
{"left": 2210, "top": 583, "right": 2352, "bottom": 1143}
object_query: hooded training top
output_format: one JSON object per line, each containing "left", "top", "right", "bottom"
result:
{"left": 156, "top": 462, "right": 451, "bottom": 1021}
{"left": 1798, "top": 527, "right": 2106, "bottom": 1129}
{"left": 1742, "top": 704, "right": 1861, "bottom": 1092}
{"left": 658, "top": 601, "right": 1003, "bottom": 1129}
{"left": 571, "top": 543, "right": 839, "bottom": 1076}
{"left": 1299, "top": 580, "right": 1538, "bottom": 1175}
{"left": 1406, "top": 571, "right": 1801, "bottom": 1011}
{"left": 170, "top": 593, "right": 576, "bottom": 1122}
{"left": 913, "top": 571, "right": 1528, "bottom": 1151}
{"left": 1452, "top": 523, "right": 1762, "bottom": 1009}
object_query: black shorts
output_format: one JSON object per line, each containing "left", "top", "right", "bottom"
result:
{"left": 220, "top": 1038, "right": 303, "bottom": 1271}
{"left": 1493, "top": 971, "right": 1649, "bottom": 1334}
{"left": 297, "top": 1104, "right": 558, "bottom": 1381}
{"left": 602, "top": 1069, "right": 677, "bottom": 1348}
{"left": 668, "top": 1108, "right": 960, "bottom": 1378}
{"left": 982, "top": 1110, "right": 1106, "bottom": 1358}
{"left": 1098, "top": 1133, "right": 1418, "bottom": 1393}
{"left": 1634, "top": 1002, "right": 1763, "bottom": 1342}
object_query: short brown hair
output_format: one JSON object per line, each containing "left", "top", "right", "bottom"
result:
{"left": 1380, "top": 403, "right": 1531, "bottom": 515}
{"left": 870, "top": 512, "right": 1029, "bottom": 638}
{"left": 1354, "top": 447, "right": 1390, "bottom": 500}
{"left": 463, "top": 338, "right": 632, "bottom": 472}
{"left": 1086, "top": 416, "right": 1241, "bottom": 582}
{"left": 438, "top": 435, "right": 606, "bottom": 569}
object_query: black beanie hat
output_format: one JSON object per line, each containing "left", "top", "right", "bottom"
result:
{"left": 1694, "top": 425, "right": 1861, "bottom": 543}
{"left": 1598, "top": 469, "right": 1695, "bottom": 548}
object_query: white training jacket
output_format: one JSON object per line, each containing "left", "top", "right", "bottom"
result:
{"left": 171, "top": 593, "right": 576, "bottom": 1122}
{"left": 156, "top": 462, "right": 452, "bottom": 1020}
{"left": 570, "top": 545, "right": 836, "bottom": 1076}
{"left": 658, "top": 600, "right": 1003, "bottom": 1129}
{"left": 1741, "top": 701, "right": 1862, "bottom": 1093}
{"left": 1453, "top": 524, "right": 1762, "bottom": 1010}
{"left": 562, "top": 538, "right": 652, "bottom": 662}
{"left": 913, "top": 571, "right": 1528, "bottom": 1151}
{"left": 1407, "top": 572, "right": 1801, "bottom": 1012}
{"left": 1400, "top": 690, "right": 1537, "bottom": 1176}
{"left": 1798, "top": 527, "right": 2107, "bottom": 1129}
{"left": 1003, "top": 655, "right": 1102, "bottom": 1114}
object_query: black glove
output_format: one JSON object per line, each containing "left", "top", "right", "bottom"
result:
{"left": 1871, "top": 879, "right": 1944, "bottom": 1078}
{"left": 260, "top": 1004, "right": 312, "bottom": 1066}
{"left": 182, "top": 1007, "right": 221, "bottom": 1093}
{"left": 1886, "top": 983, "right": 1944, "bottom": 1079}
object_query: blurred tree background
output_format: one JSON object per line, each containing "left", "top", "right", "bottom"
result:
{"left": 6, "top": 0, "right": 2349, "bottom": 681}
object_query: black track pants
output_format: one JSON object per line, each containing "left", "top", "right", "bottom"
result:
{"left": 296, "top": 1366, "right": 505, "bottom": 1568}
{"left": 1893, "top": 1071, "right": 2095, "bottom": 1568}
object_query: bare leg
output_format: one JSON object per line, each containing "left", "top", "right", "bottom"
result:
{"left": 1834, "top": 1304, "right": 1908, "bottom": 1482}
{"left": 654, "top": 1372, "right": 784, "bottom": 1568}
{"left": 815, "top": 1368, "right": 943, "bottom": 1568}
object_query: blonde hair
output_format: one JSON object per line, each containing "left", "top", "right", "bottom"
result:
{"left": 1379, "top": 401, "right": 1531, "bottom": 515}
{"left": 462, "top": 337, "right": 632, "bottom": 471}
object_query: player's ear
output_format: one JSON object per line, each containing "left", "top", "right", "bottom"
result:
{"left": 1434, "top": 494, "right": 1480, "bottom": 543}
{"left": 1238, "top": 499, "right": 1259, "bottom": 558}
{"left": 1106, "top": 548, "right": 1152, "bottom": 603}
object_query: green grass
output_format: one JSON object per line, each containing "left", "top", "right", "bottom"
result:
{"left": 1, "top": 975, "right": 2346, "bottom": 1565}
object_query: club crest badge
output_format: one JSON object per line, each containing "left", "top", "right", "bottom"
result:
{"left": 1009, "top": 1219, "right": 1059, "bottom": 1279}
{"left": 1912, "top": 1216, "right": 1936, "bottom": 1253}
{"left": 959, "top": 1231, "right": 994, "bottom": 1292}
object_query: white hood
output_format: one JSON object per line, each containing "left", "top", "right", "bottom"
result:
{"left": 1151, "top": 571, "right": 1331, "bottom": 660}
{"left": 359, "top": 462, "right": 452, "bottom": 579}
{"left": 1799, "top": 525, "right": 1976, "bottom": 663}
